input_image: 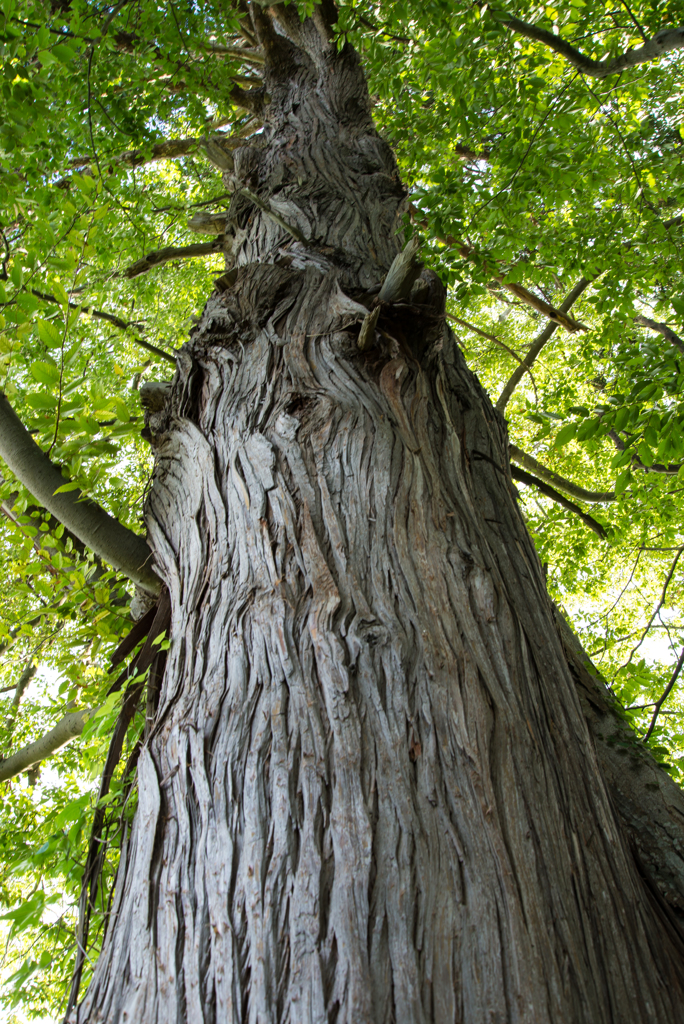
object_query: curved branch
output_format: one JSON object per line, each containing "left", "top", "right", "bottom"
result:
{"left": 492, "top": 10, "right": 684, "bottom": 79}
{"left": 0, "top": 394, "right": 161, "bottom": 594}
{"left": 0, "top": 707, "right": 92, "bottom": 782}
{"left": 124, "top": 240, "right": 225, "bottom": 279}
{"left": 496, "top": 276, "right": 591, "bottom": 412}
{"left": 510, "top": 444, "right": 616, "bottom": 502}
{"left": 510, "top": 464, "right": 608, "bottom": 538}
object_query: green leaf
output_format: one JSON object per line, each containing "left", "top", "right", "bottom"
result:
{"left": 615, "top": 469, "right": 631, "bottom": 495}
{"left": 555, "top": 423, "right": 577, "bottom": 447}
{"left": 25, "top": 392, "right": 57, "bottom": 410}
{"left": 30, "top": 360, "right": 60, "bottom": 387}
{"left": 577, "top": 418, "right": 599, "bottom": 441}
{"left": 637, "top": 441, "right": 654, "bottom": 467}
{"left": 52, "top": 481, "right": 81, "bottom": 494}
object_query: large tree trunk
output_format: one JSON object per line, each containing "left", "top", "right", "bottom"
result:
{"left": 72, "top": 10, "right": 684, "bottom": 1022}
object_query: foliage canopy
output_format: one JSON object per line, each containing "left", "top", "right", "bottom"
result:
{"left": 1, "top": 0, "right": 684, "bottom": 1016}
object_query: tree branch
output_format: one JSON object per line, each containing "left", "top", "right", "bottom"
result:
{"left": 644, "top": 647, "right": 684, "bottom": 741}
{"left": 0, "top": 394, "right": 161, "bottom": 594}
{"left": 30, "top": 289, "right": 176, "bottom": 365}
{"left": 635, "top": 314, "right": 684, "bottom": 355}
{"left": 496, "top": 276, "right": 591, "bottom": 412}
{"left": 199, "top": 41, "right": 265, "bottom": 64}
{"left": 495, "top": 278, "right": 589, "bottom": 333}
{"left": 453, "top": 143, "right": 490, "bottom": 162}
{"left": 510, "top": 464, "right": 608, "bottom": 538}
{"left": 622, "top": 546, "right": 684, "bottom": 667}
{"left": 0, "top": 706, "right": 92, "bottom": 782}
{"left": 448, "top": 314, "right": 527, "bottom": 366}
{"left": 492, "top": 10, "right": 684, "bottom": 78}
{"left": 510, "top": 444, "right": 616, "bottom": 502}
{"left": 609, "top": 430, "right": 684, "bottom": 476}
{"left": 123, "top": 240, "right": 225, "bottom": 279}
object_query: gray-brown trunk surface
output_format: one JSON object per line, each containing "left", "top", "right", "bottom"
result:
{"left": 73, "top": 10, "right": 684, "bottom": 1023}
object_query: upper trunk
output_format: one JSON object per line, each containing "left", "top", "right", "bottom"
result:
{"left": 72, "top": 9, "right": 684, "bottom": 1023}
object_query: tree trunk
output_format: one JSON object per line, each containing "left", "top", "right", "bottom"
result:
{"left": 72, "top": 11, "right": 684, "bottom": 1023}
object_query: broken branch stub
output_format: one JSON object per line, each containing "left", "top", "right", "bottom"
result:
{"left": 378, "top": 235, "right": 422, "bottom": 302}
{"left": 357, "top": 306, "right": 381, "bottom": 351}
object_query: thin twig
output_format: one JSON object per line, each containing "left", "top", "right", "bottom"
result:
{"left": 622, "top": 546, "right": 684, "bottom": 668}
{"left": 644, "top": 647, "right": 684, "bottom": 740}
{"left": 496, "top": 276, "right": 591, "bottom": 412}
{"left": 30, "top": 289, "right": 175, "bottom": 365}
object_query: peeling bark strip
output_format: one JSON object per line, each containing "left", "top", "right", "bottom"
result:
{"left": 0, "top": 394, "right": 160, "bottom": 594}
{"left": 74, "top": 8, "right": 684, "bottom": 1024}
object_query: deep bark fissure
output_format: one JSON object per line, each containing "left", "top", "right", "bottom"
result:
{"left": 72, "top": 9, "right": 684, "bottom": 1024}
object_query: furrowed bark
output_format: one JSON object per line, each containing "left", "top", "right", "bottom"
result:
{"left": 0, "top": 707, "right": 91, "bottom": 782}
{"left": 555, "top": 611, "right": 684, "bottom": 918}
{"left": 74, "top": 10, "right": 684, "bottom": 1024}
{"left": 0, "top": 394, "right": 160, "bottom": 595}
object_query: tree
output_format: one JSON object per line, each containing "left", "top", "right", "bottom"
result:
{"left": 2, "top": 1, "right": 684, "bottom": 1020}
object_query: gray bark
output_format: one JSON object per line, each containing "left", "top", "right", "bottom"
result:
{"left": 72, "top": 10, "right": 684, "bottom": 1023}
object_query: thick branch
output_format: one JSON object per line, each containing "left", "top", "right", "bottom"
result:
{"left": 635, "top": 314, "right": 684, "bottom": 354}
{"left": 0, "top": 394, "right": 161, "bottom": 594}
{"left": 510, "top": 444, "right": 616, "bottom": 502}
{"left": 496, "top": 277, "right": 591, "bottom": 412}
{"left": 200, "top": 41, "right": 265, "bottom": 64}
{"left": 511, "top": 464, "right": 608, "bottom": 538}
{"left": 493, "top": 11, "right": 684, "bottom": 78}
{"left": 0, "top": 707, "right": 92, "bottom": 782}
{"left": 124, "top": 240, "right": 224, "bottom": 279}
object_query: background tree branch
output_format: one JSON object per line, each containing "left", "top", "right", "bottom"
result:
{"left": 0, "top": 394, "right": 161, "bottom": 595}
